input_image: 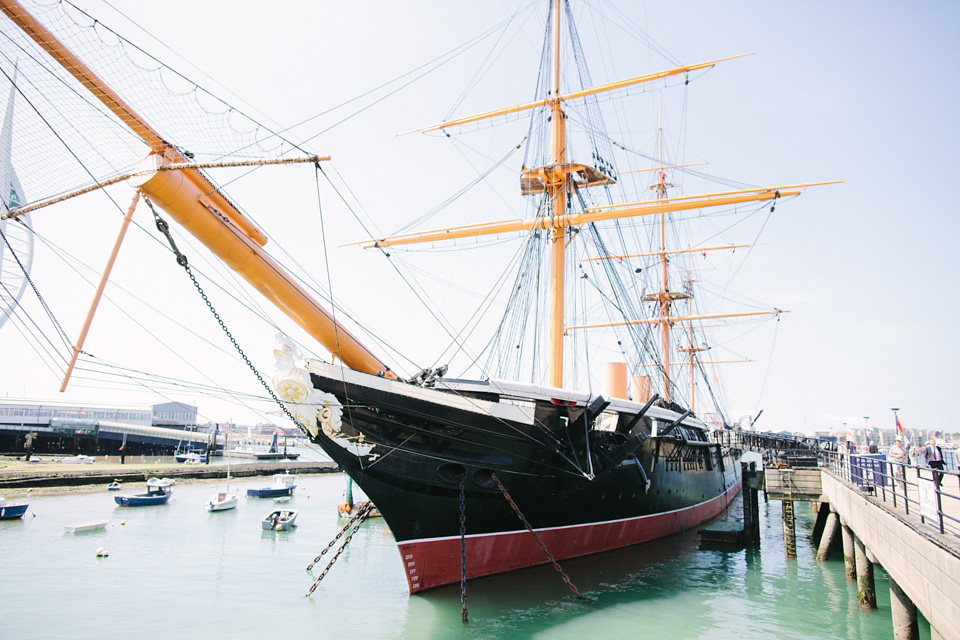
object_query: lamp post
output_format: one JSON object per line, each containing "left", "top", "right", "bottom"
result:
{"left": 892, "top": 408, "right": 900, "bottom": 446}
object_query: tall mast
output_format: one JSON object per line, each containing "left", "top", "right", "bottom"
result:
{"left": 676, "top": 275, "right": 707, "bottom": 413}
{"left": 368, "top": 7, "right": 836, "bottom": 395}
{"left": 546, "top": 0, "right": 567, "bottom": 388}
{"left": 642, "top": 96, "right": 689, "bottom": 403}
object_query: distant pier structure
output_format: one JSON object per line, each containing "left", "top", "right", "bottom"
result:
{"left": 0, "top": 400, "right": 212, "bottom": 456}
{"left": 746, "top": 431, "right": 960, "bottom": 640}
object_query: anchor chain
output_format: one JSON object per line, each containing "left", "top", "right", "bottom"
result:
{"left": 491, "top": 472, "right": 584, "bottom": 599}
{"left": 304, "top": 501, "right": 373, "bottom": 596}
{"left": 459, "top": 471, "right": 468, "bottom": 623}
{"left": 146, "top": 200, "right": 304, "bottom": 430}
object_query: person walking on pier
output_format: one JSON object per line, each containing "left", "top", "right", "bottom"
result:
{"left": 926, "top": 439, "right": 945, "bottom": 487}
{"left": 889, "top": 435, "right": 908, "bottom": 491}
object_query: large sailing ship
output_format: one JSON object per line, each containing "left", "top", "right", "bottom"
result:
{"left": 273, "top": 3, "right": 830, "bottom": 593}
{"left": 0, "top": 1, "right": 833, "bottom": 594}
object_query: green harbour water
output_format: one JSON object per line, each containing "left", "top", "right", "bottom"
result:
{"left": 0, "top": 468, "right": 922, "bottom": 639}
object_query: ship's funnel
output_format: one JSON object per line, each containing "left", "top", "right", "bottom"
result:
{"left": 631, "top": 375, "right": 652, "bottom": 403}
{"left": 603, "top": 362, "right": 628, "bottom": 400}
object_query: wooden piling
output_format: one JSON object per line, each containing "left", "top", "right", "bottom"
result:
{"left": 781, "top": 499, "right": 796, "bottom": 558}
{"left": 840, "top": 523, "right": 855, "bottom": 581}
{"left": 854, "top": 535, "right": 877, "bottom": 609}
{"left": 888, "top": 575, "right": 919, "bottom": 640}
{"left": 742, "top": 462, "right": 761, "bottom": 542}
{"left": 815, "top": 509, "right": 838, "bottom": 562}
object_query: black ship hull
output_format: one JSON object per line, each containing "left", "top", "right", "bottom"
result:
{"left": 303, "top": 363, "right": 741, "bottom": 593}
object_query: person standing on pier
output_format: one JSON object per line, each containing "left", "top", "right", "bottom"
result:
{"left": 926, "top": 439, "right": 945, "bottom": 487}
{"left": 889, "top": 435, "right": 908, "bottom": 490}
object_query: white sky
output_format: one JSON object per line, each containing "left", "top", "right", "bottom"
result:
{"left": 2, "top": 1, "right": 958, "bottom": 435}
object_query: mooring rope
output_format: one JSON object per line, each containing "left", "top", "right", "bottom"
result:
{"left": 490, "top": 472, "right": 584, "bottom": 599}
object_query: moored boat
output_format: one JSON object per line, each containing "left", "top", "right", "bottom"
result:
{"left": 246, "top": 472, "right": 296, "bottom": 498}
{"left": 205, "top": 491, "right": 239, "bottom": 512}
{"left": 337, "top": 475, "right": 380, "bottom": 518}
{"left": 0, "top": 497, "right": 28, "bottom": 519}
{"left": 64, "top": 520, "right": 108, "bottom": 533}
{"left": 106, "top": 480, "right": 122, "bottom": 491}
{"left": 114, "top": 484, "right": 171, "bottom": 507}
{"left": 58, "top": 455, "right": 94, "bottom": 464}
{"left": 206, "top": 434, "right": 237, "bottom": 511}
{"left": 261, "top": 509, "right": 298, "bottom": 531}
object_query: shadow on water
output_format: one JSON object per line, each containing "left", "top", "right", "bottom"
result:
{"left": 399, "top": 495, "right": 903, "bottom": 640}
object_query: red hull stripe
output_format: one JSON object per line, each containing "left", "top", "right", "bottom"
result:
{"left": 397, "top": 480, "right": 740, "bottom": 593}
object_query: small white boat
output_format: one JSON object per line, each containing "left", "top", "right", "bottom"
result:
{"left": 59, "top": 455, "right": 94, "bottom": 464}
{"left": 107, "top": 481, "right": 122, "bottom": 491}
{"left": 64, "top": 520, "right": 108, "bottom": 533}
{"left": 146, "top": 477, "right": 176, "bottom": 488}
{"left": 273, "top": 496, "right": 290, "bottom": 504}
{"left": 262, "top": 508, "right": 298, "bottom": 531}
{"left": 205, "top": 491, "right": 239, "bottom": 512}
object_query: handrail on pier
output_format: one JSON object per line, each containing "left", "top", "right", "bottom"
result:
{"left": 821, "top": 450, "right": 960, "bottom": 538}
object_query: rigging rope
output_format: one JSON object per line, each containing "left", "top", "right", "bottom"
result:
{"left": 0, "top": 218, "right": 71, "bottom": 349}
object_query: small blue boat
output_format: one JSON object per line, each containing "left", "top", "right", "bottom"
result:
{"left": 246, "top": 472, "right": 296, "bottom": 498}
{"left": 0, "top": 497, "right": 28, "bottom": 519}
{"left": 114, "top": 485, "right": 172, "bottom": 506}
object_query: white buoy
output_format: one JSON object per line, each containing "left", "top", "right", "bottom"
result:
{"left": 95, "top": 547, "right": 109, "bottom": 558}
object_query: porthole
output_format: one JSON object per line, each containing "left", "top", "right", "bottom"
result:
{"left": 438, "top": 463, "right": 466, "bottom": 484}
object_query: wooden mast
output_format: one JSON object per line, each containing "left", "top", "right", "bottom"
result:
{"left": 0, "top": 0, "right": 394, "bottom": 380}
{"left": 546, "top": 0, "right": 566, "bottom": 387}
{"left": 646, "top": 96, "right": 684, "bottom": 402}
{"left": 356, "top": 1, "right": 837, "bottom": 398}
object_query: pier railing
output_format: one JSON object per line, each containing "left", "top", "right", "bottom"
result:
{"left": 820, "top": 450, "right": 960, "bottom": 538}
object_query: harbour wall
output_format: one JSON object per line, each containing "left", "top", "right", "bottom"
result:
{"left": 0, "top": 459, "right": 338, "bottom": 490}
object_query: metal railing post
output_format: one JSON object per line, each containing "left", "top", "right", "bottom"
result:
{"left": 935, "top": 472, "right": 945, "bottom": 535}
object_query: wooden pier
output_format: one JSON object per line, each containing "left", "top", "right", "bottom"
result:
{"left": 764, "top": 463, "right": 960, "bottom": 639}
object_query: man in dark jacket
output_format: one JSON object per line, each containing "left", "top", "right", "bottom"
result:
{"left": 926, "top": 438, "right": 945, "bottom": 487}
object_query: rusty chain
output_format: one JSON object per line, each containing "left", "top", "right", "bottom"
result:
{"left": 304, "top": 501, "right": 373, "bottom": 596}
{"left": 491, "top": 472, "right": 584, "bottom": 599}
{"left": 459, "top": 471, "right": 468, "bottom": 623}
{"left": 146, "top": 200, "right": 305, "bottom": 431}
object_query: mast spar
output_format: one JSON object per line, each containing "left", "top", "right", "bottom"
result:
{"left": 0, "top": 0, "right": 395, "bottom": 384}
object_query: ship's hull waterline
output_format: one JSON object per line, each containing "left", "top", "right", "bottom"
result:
{"left": 305, "top": 363, "right": 742, "bottom": 593}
